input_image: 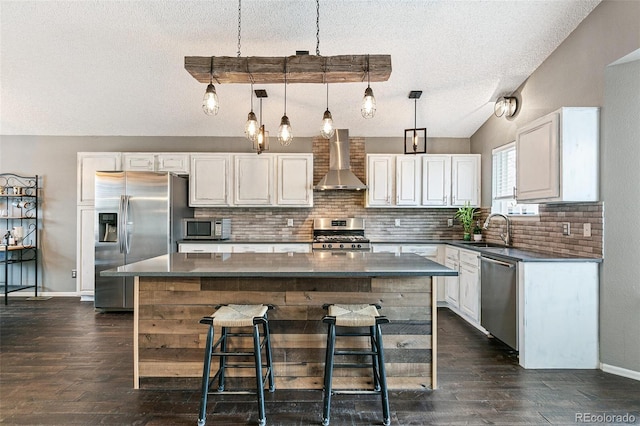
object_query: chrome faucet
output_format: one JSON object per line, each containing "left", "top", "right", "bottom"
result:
{"left": 483, "top": 213, "right": 512, "bottom": 246}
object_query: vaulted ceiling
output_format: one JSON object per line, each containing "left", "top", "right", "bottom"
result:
{"left": 0, "top": 0, "right": 600, "bottom": 138}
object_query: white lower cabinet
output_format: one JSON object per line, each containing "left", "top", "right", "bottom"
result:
{"left": 458, "top": 249, "right": 480, "bottom": 324}
{"left": 443, "top": 247, "right": 460, "bottom": 308}
{"left": 371, "top": 244, "right": 401, "bottom": 254}
{"left": 178, "top": 243, "right": 310, "bottom": 254}
{"left": 77, "top": 206, "right": 96, "bottom": 300}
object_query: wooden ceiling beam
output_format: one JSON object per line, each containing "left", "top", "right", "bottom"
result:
{"left": 184, "top": 54, "right": 391, "bottom": 84}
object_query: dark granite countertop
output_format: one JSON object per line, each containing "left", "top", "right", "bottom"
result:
{"left": 101, "top": 252, "right": 458, "bottom": 278}
{"left": 177, "top": 240, "right": 602, "bottom": 263}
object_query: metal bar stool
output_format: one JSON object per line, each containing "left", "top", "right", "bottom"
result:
{"left": 322, "top": 303, "right": 390, "bottom": 426}
{"left": 197, "top": 304, "right": 275, "bottom": 426}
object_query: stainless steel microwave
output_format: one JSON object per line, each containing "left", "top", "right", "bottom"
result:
{"left": 182, "top": 218, "right": 231, "bottom": 240}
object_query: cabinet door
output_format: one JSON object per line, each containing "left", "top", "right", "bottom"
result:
{"left": 395, "top": 156, "right": 420, "bottom": 206}
{"left": 234, "top": 155, "right": 274, "bottom": 205}
{"left": 77, "top": 153, "right": 121, "bottom": 205}
{"left": 516, "top": 112, "right": 560, "bottom": 201}
{"left": 231, "top": 244, "right": 273, "bottom": 253}
{"left": 444, "top": 261, "right": 459, "bottom": 308}
{"left": 459, "top": 258, "right": 480, "bottom": 323}
{"left": 371, "top": 244, "right": 401, "bottom": 254}
{"left": 189, "top": 154, "right": 231, "bottom": 206}
{"left": 157, "top": 153, "right": 190, "bottom": 174}
{"left": 277, "top": 155, "right": 313, "bottom": 206}
{"left": 77, "top": 206, "right": 95, "bottom": 299}
{"left": 366, "top": 155, "right": 394, "bottom": 207}
{"left": 451, "top": 155, "right": 480, "bottom": 206}
{"left": 422, "top": 155, "right": 451, "bottom": 206}
{"left": 272, "top": 244, "right": 311, "bottom": 253}
{"left": 122, "top": 153, "right": 155, "bottom": 171}
{"left": 178, "top": 243, "right": 220, "bottom": 253}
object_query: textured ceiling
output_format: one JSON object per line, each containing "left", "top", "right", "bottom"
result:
{"left": 0, "top": 0, "right": 600, "bottom": 138}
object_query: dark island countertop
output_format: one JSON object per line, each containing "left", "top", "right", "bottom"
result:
{"left": 102, "top": 251, "right": 458, "bottom": 278}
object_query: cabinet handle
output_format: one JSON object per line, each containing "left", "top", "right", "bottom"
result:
{"left": 443, "top": 195, "right": 447, "bottom": 205}
{"left": 452, "top": 195, "right": 455, "bottom": 205}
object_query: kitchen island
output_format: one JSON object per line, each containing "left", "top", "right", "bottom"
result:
{"left": 102, "top": 251, "right": 457, "bottom": 390}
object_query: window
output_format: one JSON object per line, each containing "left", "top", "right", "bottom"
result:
{"left": 491, "top": 142, "right": 538, "bottom": 216}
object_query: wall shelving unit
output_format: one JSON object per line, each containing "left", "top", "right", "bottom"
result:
{"left": 1, "top": 173, "right": 39, "bottom": 305}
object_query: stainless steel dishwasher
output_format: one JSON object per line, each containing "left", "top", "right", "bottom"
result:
{"left": 480, "top": 255, "right": 518, "bottom": 350}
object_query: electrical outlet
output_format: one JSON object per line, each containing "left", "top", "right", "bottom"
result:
{"left": 287, "top": 218, "right": 294, "bottom": 227}
{"left": 395, "top": 219, "right": 401, "bottom": 227}
{"left": 71, "top": 269, "right": 77, "bottom": 278}
{"left": 562, "top": 222, "right": 571, "bottom": 236}
{"left": 583, "top": 223, "right": 591, "bottom": 237}
{"left": 447, "top": 218, "right": 454, "bottom": 227}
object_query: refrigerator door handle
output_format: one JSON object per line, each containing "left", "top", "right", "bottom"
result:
{"left": 118, "top": 195, "right": 126, "bottom": 254}
{"left": 123, "top": 195, "right": 131, "bottom": 254}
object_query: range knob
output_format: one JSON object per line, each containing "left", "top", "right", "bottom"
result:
{"left": 339, "top": 244, "right": 344, "bottom": 249}
{"left": 327, "top": 243, "right": 333, "bottom": 249}
{"left": 357, "top": 244, "right": 362, "bottom": 248}
{"left": 351, "top": 244, "right": 357, "bottom": 249}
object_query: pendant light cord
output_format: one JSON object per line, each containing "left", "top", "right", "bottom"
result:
{"left": 209, "top": 56, "right": 214, "bottom": 84}
{"left": 284, "top": 57, "right": 287, "bottom": 114}
{"left": 316, "top": 0, "right": 320, "bottom": 56}
{"left": 237, "top": 0, "right": 242, "bottom": 57}
{"left": 414, "top": 97, "right": 417, "bottom": 129}
{"left": 367, "top": 54, "right": 371, "bottom": 87}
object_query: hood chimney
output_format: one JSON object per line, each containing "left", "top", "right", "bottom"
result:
{"left": 314, "top": 129, "right": 367, "bottom": 191}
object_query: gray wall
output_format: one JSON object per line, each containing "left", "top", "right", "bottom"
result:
{"left": 601, "top": 54, "right": 640, "bottom": 374}
{"left": 470, "top": 0, "right": 640, "bottom": 375}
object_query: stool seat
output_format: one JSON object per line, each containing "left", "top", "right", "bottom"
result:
{"left": 328, "top": 304, "right": 381, "bottom": 327}
{"left": 209, "top": 304, "right": 269, "bottom": 327}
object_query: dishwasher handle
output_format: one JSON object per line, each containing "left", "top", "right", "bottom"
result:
{"left": 481, "top": 256, "right": 515, "bottom": 268}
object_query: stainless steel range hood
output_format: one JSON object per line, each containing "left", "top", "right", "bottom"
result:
{"left": 315, "top": 129, "right": 367, "bottom": 191}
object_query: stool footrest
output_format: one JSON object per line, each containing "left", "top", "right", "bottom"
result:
{"left": 331, "top": 389, "right": 383, "bottom": 395}
{"left": 334, "top": 350, "right": 377, "bottom": 356}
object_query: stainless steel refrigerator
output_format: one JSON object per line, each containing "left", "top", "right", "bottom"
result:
{"left": 94, "top": 171, "right": 191, "bottom": 310}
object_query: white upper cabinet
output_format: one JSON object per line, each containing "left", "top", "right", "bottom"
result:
{"left": 395, "top": 156, "right": 421, "bottom": 206}
{"left": 366, "top": 154, "right": 480, "bottom": 208}
{"left": 516, "top": 107, "right": 599, "bottom": 203}
{"left": 451, "top": 155, "right": 480, "bottom": 207}
{"left": 366, "top": 155, "right": 394, "bottom": 207}
{"left": 156, "top": 153, "right": 190, "bottom": 174}
{"left": 189, "top": 154, "right": 232, "bottom": 206}
{"left": 189, "top": 153, "right": 312, "bottom": 208}
{"left": 276, "top": 154, "right": 313, "bottom": 207}
{"left": 122, "top": 153, "right": 155, "bottom": 171}
{"left": 234, "top": 154, "right": 274, "bottom": 205}
{"left": 77, "top": 152, "right": 122, "bottom": 205}
{"left": 421, "top": 155, "right": 451, "bottom": 206}
{"left": 123, "top": 153, "right": 190, "bottom": 174}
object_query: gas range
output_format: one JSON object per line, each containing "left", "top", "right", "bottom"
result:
{"left": 312, "top": 218, "right": 370, "bottom": 251}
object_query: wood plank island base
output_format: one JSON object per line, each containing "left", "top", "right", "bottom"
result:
{"left": 102, "top": 252, "right": 457, "bottom": 391}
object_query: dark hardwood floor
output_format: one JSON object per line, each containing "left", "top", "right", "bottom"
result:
{"left": 1, "top": 298, "right": 639, "bottom": 425}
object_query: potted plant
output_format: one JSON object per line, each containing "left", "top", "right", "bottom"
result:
{"left": 473, "top": 221, "right": 483, "bottom": 241}
{"left": 454, "top": 202, "right": 477, "bottom": 241}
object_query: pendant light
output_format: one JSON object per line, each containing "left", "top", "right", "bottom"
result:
{"left": 361, "top": 54, "right": 376, "bottom": 119}
{"left": 245, "top": 83, "right": 259, "bottom": 141}
{"left": 404, "top": 90, "right": 426, "bottom": 154}
{"left": 202, "top": 57, "right": 220, "bottom": 115}
{"left": 253, "top": 89, "right": 269, "bottom": 154}
{"left": 320, "top": 83, "right": 335, "bottom": 139}
{"left": 277, "top": 59, "right": 293, "bottom": 146}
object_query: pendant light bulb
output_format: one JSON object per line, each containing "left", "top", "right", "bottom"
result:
{"left": 202, "top": 83, "right": 219, "bottom": 115}
{"left": 361, "top": 86, "right": 376, "bottom": 119}
{"left": 320, "top": 110, "right": 335, "bottom": 139}
{"left": 278, "top": 115, "right": 293, "bottom": 146}
{"left": 320, "top": 83, "right": 335, "bottom": 139}
{"left": 245, "top": 111, "right": 258, "bottom": 141}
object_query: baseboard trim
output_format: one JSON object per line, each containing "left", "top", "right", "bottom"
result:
{"left": 601, "top": 363, "right": 640, "bottom": 381}
{"left": 6, "top": 291, "right": 79, "bottom": 298}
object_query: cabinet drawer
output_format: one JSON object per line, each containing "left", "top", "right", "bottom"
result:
{"left": 402, "top": 245, "right": 439, "bottom": 257}
{"left": 460, "top": 250, "right": 479, "bottom": 267}
{"left": 178, "top": 243, "right": 220, "bottom": 253}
